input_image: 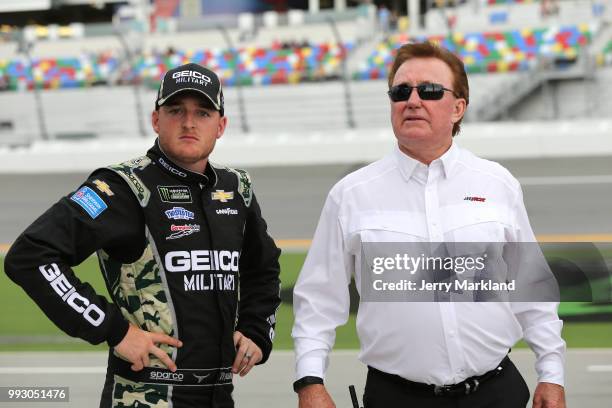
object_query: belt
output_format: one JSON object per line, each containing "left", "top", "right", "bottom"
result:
{"left": 368, "top": 356, "right": 510, "bottom": 397}
{"left": 109, "top": 354, "right": 233, "bottom": 387}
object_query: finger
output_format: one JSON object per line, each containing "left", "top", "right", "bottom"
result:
{"left": 239, "top": 356, "right": 255, "bottom": 377}
{"left": 131, "top": 357, "right": 144, "bottom": 372}
{"left": 239, "top": 350, "right": 253, "bottom": 373}
{"left": 142, "top": 353, "right": 150, "bottom": 368}
{"left": 150, "top": 346, "right": 177, "bottom": 372}
{"left": 232, "top": 349, "right": 249, "bottom": 373}
{"left": 150, "top": 332, "right": 183, "bottom": 348}
{"left": 233, "top": 331, "right": 243, "bottom": 348}
{"left": 232, "top": 339, "right": 250, "bottom": 373}
{"left": 240, "top": 349, "right": 262, "bottom": 376}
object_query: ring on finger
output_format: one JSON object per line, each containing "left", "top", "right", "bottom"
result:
{"left": 244, "top": 353, "right": 252, "bottom": 360}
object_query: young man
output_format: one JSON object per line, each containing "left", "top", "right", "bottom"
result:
{"left": 292, "top": 43, "right": 566, "bottom": 408}
{"left": 4, "top": 63, "right": 281, "bottom": 408}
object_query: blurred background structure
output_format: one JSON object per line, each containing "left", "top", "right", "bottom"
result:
{"left": 1, "top": 0, "right": 612, "bottom": 240}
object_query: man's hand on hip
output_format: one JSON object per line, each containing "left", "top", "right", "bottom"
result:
{"left": 232, "top": 331, "right": 262, "bottom": 377}
{"left": 114, "top": 323, "right": 182, "bottom": 372}
{"left": 298, "top": 384, "right": 335, "bottom": 408}
{"left": 532, "top": 382, "right": 566, "bottom": 408}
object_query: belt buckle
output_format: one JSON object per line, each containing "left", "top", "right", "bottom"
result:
{"left": 433, "top": 385, "right": 450, "bottom": 396}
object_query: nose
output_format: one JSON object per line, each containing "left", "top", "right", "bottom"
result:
{"left": 405, "top": 87, "right": 422, "bottom": 108}
{"left": 182, "top": 110, "right": 196, "bottom": 128}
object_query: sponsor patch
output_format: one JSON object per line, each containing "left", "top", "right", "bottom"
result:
{"left": 39, "top": 263, "right": 105, "bottom": 326}
{"left": 165, "top": 207, "right": 195, "bottom": 220}
{"left": 70, "top": 186, "right": 107, "bottom": 219}
{"left": 167, "top": 224, "right": 200, "bottom": 240}
{"left": 93, "top": 179, "right": 114, "bottom": 197}
{"left": 216, "top": 207, "right": 238, "bottom": 215}
{"left": 212, "top": 190, "right": 234, "bottom": 202}
{"left": 464, "top": 196, "right": 486, "bottom": 202}
{"left": 158, "top": 185, "right": 192, "bottom": 203}
{"left": 158, "top": 157, "right": 188, "bottom": 178}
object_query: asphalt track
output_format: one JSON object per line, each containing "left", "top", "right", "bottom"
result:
{"left": 2, "top": 155, "right": 612, "bottom": 246}
{"left": 0, "top": 350, "right": 610, "bottom": 407}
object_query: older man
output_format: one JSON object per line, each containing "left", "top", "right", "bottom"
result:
{"left": 292, "top": 42, "right": 565, "bottom": 408}
{"left": 5, "top": 63, "right": 281, "bottom": 407}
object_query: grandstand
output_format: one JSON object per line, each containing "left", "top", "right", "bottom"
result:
{"left": 0, "top": 0, "right": 610, "bottom": 151}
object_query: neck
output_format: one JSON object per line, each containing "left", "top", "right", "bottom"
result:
{"left": 398, "top": 141, "right": 451, "bottom": 165}
{"left": 177, "top": 158, "right": 208, "bottom": 175}
{"left": 157, "top": 142, "right": 208, "bottom": 175}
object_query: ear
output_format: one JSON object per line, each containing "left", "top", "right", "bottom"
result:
{"left": 216, "top": 116, "right": 228, "bottom": 139}
{"left": 152, "top": 110, "right": 160, "bottom": 134}
{"left": 451, "top": 98, "right": 467, "bottom": 124}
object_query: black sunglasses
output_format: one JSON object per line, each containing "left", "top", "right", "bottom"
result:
{"left": 387, "top": 83, "right": 459, "bottom": 102}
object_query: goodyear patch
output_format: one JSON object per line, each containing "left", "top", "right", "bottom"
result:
{"left": 70, "top": 186, "right": 107, "bottom": 219}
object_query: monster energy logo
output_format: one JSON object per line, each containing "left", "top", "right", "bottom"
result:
{"left": 157, "top": 186, "right": 192, "bottom": 203}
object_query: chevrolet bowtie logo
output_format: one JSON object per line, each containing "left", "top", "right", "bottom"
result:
{"left": 93, "top": 179, "right": 114, "bottom": 196}
{"left": 212, "top": 190, "right": 234, "bottom": 202}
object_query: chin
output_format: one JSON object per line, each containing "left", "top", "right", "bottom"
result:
{"left": 396, "top": 131, "right": 431, "bottom": 144}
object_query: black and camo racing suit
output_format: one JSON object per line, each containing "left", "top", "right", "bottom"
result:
{"left": 4, "top": 140, "right": 281, "bottom": 407}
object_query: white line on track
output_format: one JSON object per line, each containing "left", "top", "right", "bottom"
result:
{"left": 0, "top": 367, "right": 106, "bottom": 374}
{"left": 587, "top": 365, "right": 612, "bottom": 372}
{"left": 518, "top": 175, "right": 612, "bottom": 186}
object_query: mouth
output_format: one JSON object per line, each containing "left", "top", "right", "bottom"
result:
{"left": 179, "top": 135, "right": 198, "bottom": 141}
{"left": 403, "top": 117, "right": 427, "bottom": 122}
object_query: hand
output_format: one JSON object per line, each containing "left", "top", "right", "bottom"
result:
{"left": 114, "top": 324, "right": 183, "bottom": 372}
{"left": 298, "top": 384, "right": 335, "bottom": 408}
{"left": 532, "top": 382, "right": 566, "bottom": 408}
{"left": 232, "top": 331, "right": 262, "bottom": 377}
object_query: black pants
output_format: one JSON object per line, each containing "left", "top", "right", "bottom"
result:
{"left": 363, "top": 359, "right": 530, "bottom": 408}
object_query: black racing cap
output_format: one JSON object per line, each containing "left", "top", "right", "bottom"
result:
{"left": 156, "top": 63, "right": 224, "bottom": 116}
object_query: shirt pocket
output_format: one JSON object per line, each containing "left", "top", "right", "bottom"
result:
{"left": 345, "top": 210, "right": 428, "bottom": 245}
{"left": 441, "top": 203, "right": 513, "bottom": 243}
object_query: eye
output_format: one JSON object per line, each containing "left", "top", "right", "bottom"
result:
{"left": 197, "top": 110, "right": 211, "bottom": 117}
{"left": 167, "top": 107, "right": 181, "bottom": 115}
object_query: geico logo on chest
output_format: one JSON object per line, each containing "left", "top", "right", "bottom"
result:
{"left": 149, "top": 371, "right": 184, "bottom": 381}
{"left": 165, "top": 250, "right": 240, "bottom": 272}
{"left": 38, "top": 264, "right": 105, "bottom": 327}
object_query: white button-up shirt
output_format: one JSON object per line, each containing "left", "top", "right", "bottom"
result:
{"left": 292, "top": 142, "right": 565, "bottom": 386}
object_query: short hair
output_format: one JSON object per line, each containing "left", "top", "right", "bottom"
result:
{"left": 388, "top": 41, "right": 469, "bottom": 136}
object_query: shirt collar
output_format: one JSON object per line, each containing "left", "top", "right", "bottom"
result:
{"left": 394, "top": 140, "right": 459, "bottom": 182}
{"left": 147, "top": 138, "right": 218, "bottom": 187}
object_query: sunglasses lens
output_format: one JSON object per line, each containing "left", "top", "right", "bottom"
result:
{"left": 417, "top": 83, "right": 444, "bottom": 100}
{"left": 388, "top": 85, "right": 412, "bottom": 102}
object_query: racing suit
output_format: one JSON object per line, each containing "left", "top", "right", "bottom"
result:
{"left": 4, "top": 140, "right": 282, "bottom": 408}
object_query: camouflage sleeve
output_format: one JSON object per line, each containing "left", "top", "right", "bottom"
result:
{"left": 3, "top": 170, "right": 143, "bottom": 346}
{"left": 236, "top": 193, "right": 281, "bottom": 364}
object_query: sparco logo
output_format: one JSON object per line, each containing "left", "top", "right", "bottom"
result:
{"left": 165, "top": 250, "right": 240, "bottom": 272}
{"left": 172, "top": 70, "right": 212, "bottom": 85}
{"left": 158, "top": 157, "right": 187, "bottom": 178}
{"left": 119, "top": 169, "right": 145, "bottom": 194}
{"left": 150, "top": 371, "right": 184, "bottom": 382}
{"left": 39, "top": 264, "right": 105, "bottom": 327}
